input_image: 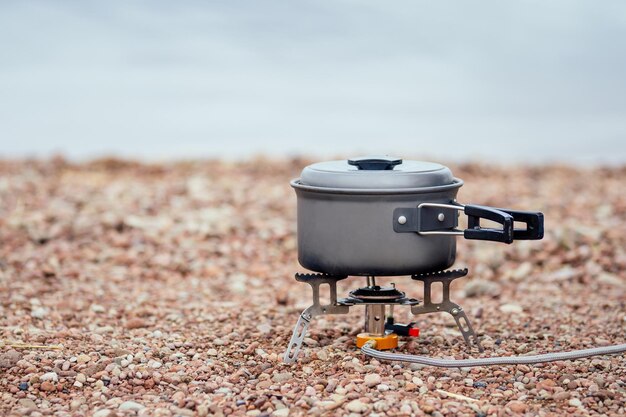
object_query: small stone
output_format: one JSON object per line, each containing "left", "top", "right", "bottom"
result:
{"left": 506, "top": 400, "right": 527, "bottom": 413}
{"left": 40, "top": 372, "right": 58, "bottom": 382}
{"left": 272, "top": 409, "right": 289, "bottom": 417}
{"left": 40, "top": 381, "right": 56, "bottom": 392}
{"left": 569, "top": 398, "right": 582, "bottom": 407}
{"left": 464, "top": 280, "right": 500, "bottom": 297}
{"left": 93, "top": 409, "right": 112, "bottom": 417}
{"left": 119, "top": 401, "right": 146, "bottom": 411}
{"left": 197, "top": 404, "right": 209, "bottom": 417}
{"left": 76, "top": 373, "right": 87, "bottom": 383}
{"left": 473, "top": 381, "right": 487, "bottom": 388}
{"left": 152, "top": 330, "right": 164, "bottom": 338}
{"left": 18, "top": 399, "right": 37, "bottom": 409}
{"left": 364, "top": 373, "right": 382, "bottom": 387}
{"left": 18, "top": 382, "right": 29, "bottom": 391}
{"left": 345, "top": 399, "right": 368, "bottom": 413}
{"left": 91, "top": 304, "right": 105, "bottom": 313}
{"left": 316, "top": 350, "right": 329, "bottom": 361}
{"left": 0, "top": 350, "right": 21, "bottom": 368}
{"left": 126, "top": 318, "right": 148, "bottom": 329}
{"left": 377, "top": 384, "right": 390, "bottom": 392}
{"left": 500, "top": 303, "right": 523, "bottom": 314}
{"left": 272, "top": 372, "right": 292, "bottom": 383}
{"left": 31, "top": 307, "right": 48, "bottom": 319}
{"left": 76, "top": 354, "right": 91, "bottom": 364}
{"left": 148, "top": 360, "right": 162, "bottom": 369}
{"left": 256, "top": 380, "right": 271, "bottom": 389}
{"left": 207, "top": 348, "right": 218, "bottom": 356}
{"left": 257, "top": 323, "right": 272, "bottom": 334}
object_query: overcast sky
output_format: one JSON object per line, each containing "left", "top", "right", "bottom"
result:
{"left": 1, "top": 1, "right": 625, "bottom": 164}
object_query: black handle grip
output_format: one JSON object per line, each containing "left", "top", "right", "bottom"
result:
{"left": 463, "top": 204, "right": 514, "bottom": 244}
{"left": 348, "top": 156, "right": 402, "bottom": 170}
{"left": 495, "top": 209, "right": 544, "bottom": 240}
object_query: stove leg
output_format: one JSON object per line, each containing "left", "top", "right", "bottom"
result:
{"left": 284, "top": 306, "right": 314, "bottom": 363}
{"left": 283, "top": 274, "right": 350, "bottom": 363}
{"left": 449, "top": 304, "right": 483, "bottom": 352}
{"left": 411, "top": 270, "right": 483, "bottom": 352}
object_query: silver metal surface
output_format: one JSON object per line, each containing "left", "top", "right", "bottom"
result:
{"left": 299, "top": 159, "right": 455, "bottom": 190}
{"left": 416, "top": 202, "right": 465, "bottom": 237}
{"left": 411, "top": 270, "right": 483, "bottom": 352}
{"left": 398, "top": 215, "right": 407, "bottom": 225}
{"left": 365, "top": 304, "right": 386, "bottom": 336}
{"left": 362, "top": 341, "right": 626, "bottom": 368}
{"left": 283, "top": 274, "right": 350, "bottom": 363}
{"left": 294, "top": 186, "right": 460, "bottom": 276}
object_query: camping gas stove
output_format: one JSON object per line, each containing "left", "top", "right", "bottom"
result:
{"left": 283, "top": 268, "right": 483, "bottom": 363}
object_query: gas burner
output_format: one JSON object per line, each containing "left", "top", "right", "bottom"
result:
{"left": 340, "top": 284, "right": 418, "bottom": 305}
{"left": 284, "top": 269, "right": 483, "bottom": 363}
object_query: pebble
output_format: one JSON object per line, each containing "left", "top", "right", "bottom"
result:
{"left": 119, "top": 401, "right": 146, "bottom": 411}
{"left": 18, "top": 398, "right": 37, "bottom": 409}
{"left": 0, "top": 350, "right": 21, "bottom": 368}
{"left": 316, "top": 349, "right": 329, "bottom": 361}
{"left": 40, "top": 372, "right": 58, "bottom": 382}
{"left": 377, "top": 384, "right": 390, "bottom": 392}
{"left": 464, "top": 279, "right": 500, "bottom": 297}
{"left": 148, "top": 360, "right": 163, "bottom": 369}
{"left": 271, "top": 409, "right": 289, "bottom": 417}
{"left": 207, "top": 349, "right": 218, "bottom": 356}
{"left": 473, "top": 381, "right": 487, "bottom": 388}
{"left": 345, "top": 399, "right": 369, "bottom": 413}
{"left": 77, "top": 354, "right": 91, "bottom": 364}
{"left": 18, "top": 382, "right": 29, "bottom": 390}
{"left": 272, "top": 372, "right": 293, "bottom": 383}
{"left": 93, "top": 409, "right": 112, "bottom": 417}
{"left": 126, "top": 318, "right": 148, "bottom": 329}
{"left": 569, "top": 398, "right": 582, "bottom": 407}
{"left": 31, "top": 307, "right": 48, "bottom": 319}
{"left": 364, "top": 373, "right": 382, "bottom": 387}
{"left": 499, "top": 303, "right": 523, "bottom": 314}
{"left": 40, "top": 381, "right": 56, "bottom": 392}
{"left": 257, "top": 323, "right": 272, "bottom": 334}
{"left": 506, "top": 400, "right": 527, "bottom": 413}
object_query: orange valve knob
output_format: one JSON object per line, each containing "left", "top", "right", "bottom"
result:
{"left": 356, "top": 333, "right": 398, "bottom": 350}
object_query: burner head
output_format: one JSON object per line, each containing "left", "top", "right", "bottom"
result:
{"left": 349, "top": 285, "right": 406, "bottom": 302}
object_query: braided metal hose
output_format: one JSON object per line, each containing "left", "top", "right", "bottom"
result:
{"left": 361, "top": 341, "right": 626, "bottom": 368}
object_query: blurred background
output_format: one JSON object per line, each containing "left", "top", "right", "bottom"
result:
{"left": 1, "top": 0, "right": 625, "bottom": 165}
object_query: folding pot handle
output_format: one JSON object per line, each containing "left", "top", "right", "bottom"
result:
{"left": 393, "top": 203, "right": 544, "bottom": 244}
{"left": 463, "top": 204, "right": 514, "bottom": 243}
{"left": 494, "top": 208, "right": 544, "bottom": 240}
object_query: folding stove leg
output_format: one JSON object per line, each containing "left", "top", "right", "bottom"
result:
{"left": 283, "top": 274, "right": 350, "bottom": 363}
{"left": 410, "top": 269, "right": 484, "bottom": 352}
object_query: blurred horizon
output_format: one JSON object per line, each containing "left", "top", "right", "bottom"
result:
{"left": 1, "top": 1, "right": 626, "bottom": 165}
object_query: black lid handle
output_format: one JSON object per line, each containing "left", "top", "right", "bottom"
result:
{"left": 348, "top": 156, "right": 402, "bottom": 171}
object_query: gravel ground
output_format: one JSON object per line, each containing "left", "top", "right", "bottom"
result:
{"left": 0, "top": 157, "right": 624, "bottom": 417}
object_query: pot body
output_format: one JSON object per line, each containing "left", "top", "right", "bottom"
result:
{"left": 294, "top": 180, "right": 463, "bottom": 276}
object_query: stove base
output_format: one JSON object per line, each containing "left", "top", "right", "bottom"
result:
{"left": 283, "top": 269, "right": 483, "bottom": 363}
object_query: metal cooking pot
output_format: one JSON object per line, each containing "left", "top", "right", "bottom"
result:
{"left": 292, "top": 156, "right": 544, "bottom": 276}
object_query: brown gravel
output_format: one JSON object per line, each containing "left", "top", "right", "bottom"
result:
{"left": 0, "top": 157, "right": 625, "bottom": 417}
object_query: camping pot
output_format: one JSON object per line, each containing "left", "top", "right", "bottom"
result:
{"left": 292, "top": 156, "right": 544, "bottom": 276}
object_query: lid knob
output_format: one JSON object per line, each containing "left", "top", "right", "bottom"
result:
{"left": 348, "top": 156, "right": 402, "bottom": 171}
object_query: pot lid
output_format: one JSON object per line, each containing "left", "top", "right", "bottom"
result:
{"left": 299, "top": 156, "right": 455, "bottom": 190}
